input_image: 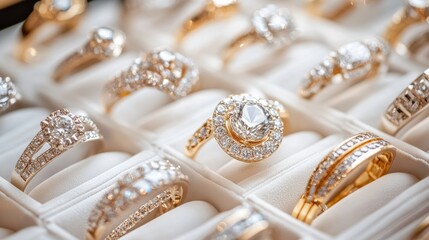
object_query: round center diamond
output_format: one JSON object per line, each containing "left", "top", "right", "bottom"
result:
{"left": 230, "top": 103, "right": 270, "bottom": 142}
{"left": 52, "top": 0, "right": 72, "bottom": 11}
{"left": 0, "top": 82, "right": 10, "bottom": 104}
{"left": 50, "top": 115, "right": 75, "bottom": 139}
{"left": 338, "top": 42, "right": 371, "bottom": 70}
{"left": 409, "top": 0, "right": 429, "bottom": 8}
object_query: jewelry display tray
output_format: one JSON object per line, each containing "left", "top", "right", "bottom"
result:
{"left": 0, "top": 0, "right": 428, "bottom": 239}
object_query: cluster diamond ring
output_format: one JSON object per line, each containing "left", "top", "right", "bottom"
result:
{"left": 292, "top": 132, "right": 395, "bottom": 224}
{"left": 223, "top": 4, "right": 297, "bottom": 64}
{"left": 17, "top": 0, "right": 86, "bottom": 63}
{"left": 86, "top": 159, "right": 189, "bottom": 240}
{"left": 384, "top": 0, "right": 429, "bottom": 60}
{"left": 299, "top": 37, "right": 389, "bottom": 99}
{"left": 381, "top": 68, "right": 429, "bottom": 136}
{"left": 0, "top": 77, "right": 21, "bottom": 114}
{"left": 185, "top": 94, "right": 288, "bottom": 163}
{"left": 102, "top": 48, "right": 199, "bottom": 112}
{"left": 11, "top": 108, "right": 102, "bottom": 191}
{"left": 53, "top": 27, "right": 126, "bottom": 82}
{"left": 177, "top": 0, "right": 237, "bottom": 42}
{"left": 207, "top": 205, "right": 272, "bottom": 240}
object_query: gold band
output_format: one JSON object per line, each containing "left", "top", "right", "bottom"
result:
{"left": 102, "top": 49, "right": 199, "bottom": 112}
{"left": 16, "top": 0, "right": 86, "bottom": 63}
{"left": 307, "top": 0, "right": 356, "bottom": 19}
{"left": 177, "top": 0, "right": 237, "bottom": 42}
{"left": 86, "top": 159, "right": 189, "bottom": 240}
{"left": 381, "top": 69, "right": 429, "bottom": 136}
{"left": 299, "top": 38, "right": 389, "bottom": 99}
{"left": 384, "top": 1, "right": 429, "bottom": 51}
{"left": 53, "top": 27, "right": 126, "bottom": 82}
{"left": 223, "top": 30, "right": 262, "bottom": 64}
{"left": 185, "top": 94, "right": 288, "bottom": 163}
{"left": 292, "top": 132, "right": 395, "bottom": 224}
{"left": 11, "top": 109, "right": 102, "bottom": 191}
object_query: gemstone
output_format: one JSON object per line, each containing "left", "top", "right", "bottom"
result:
{"left": 159, "top": 50, "right": 176, "bottom": 62}
{"left": 50, "top": 115, "right": 75, "bottom": 139}
{"left": 252, "top": 4, "right": 295, "bottom": 45}
{"left": 409, "top": 0, "right": 429, "bottom": 8}
{"left": 212, "top": 0, "right": 235, "bottom": 7}
{"left": 338, "top": 42, "right": 371, "bottom": 70}
{"left": 230, "top": 103, "right": 270, "bottom": 142}
{"left": 95, "top": 27, "right": 114, "bottom": 41}
{"left": 52, "top": 0, "right": 71, "bottom": 11}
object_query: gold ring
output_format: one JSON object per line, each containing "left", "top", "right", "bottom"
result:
{"left": 307, "top": 0, "right": 365, "bottom": 20}
{"left": 292, "top": 132, "right": 396, "bottom": 224}
{"left": 299, "top": 37, "right": 389, "bottom": 99}
{"left": 223, "top": 4, "right": 297, "bottom": 64}
{"left": 185, "top": 93, "right": 288, "bottom": 163}
{"left": 102, "top": 48, "right": 199, "bottom": 112}
{"left": 411, "top": 215, "right": 429, "bottom": 240}
{"left": 11, "top": 108, "right": 102, "bottom": 191}
{"left": 53, "top": 27, "right": 126, "bottom": 82}
{"left": 17, "top": 0, "right": 86, "bottom": 63}
{"left": 0, "top": 76, "right": 21, "bottom": 114}
{"left": 207, "top": 205, "right": 272, "bottom": 240}
{"left": 381, "top": 68, "right": 429, "bottom": 136}
{"left": 86, "top": 159, "right": 189, "bottom": 240}
{"left": 177, "top": 0, "right": 238, "bottom": 42}
{"left": 384, "top": 0, "right": 429, "bottom": 58}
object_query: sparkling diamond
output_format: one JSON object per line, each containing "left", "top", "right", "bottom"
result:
{"left": 230, "top": 103, "right": 270, "bottom": 142}
{"left": 212, "top": 0, "right": 235, "bottom": 7}
{"left": 50, "top": 115, "right": 75, "bottom": 139}
{"left": 52, "top": 0, "right": 71, "bottom": 11}
{"left": 338, "top": 42, "right": 371, "bottom": 70}
{"left": 252, "top": 4, "right": 295, "bottom": 45}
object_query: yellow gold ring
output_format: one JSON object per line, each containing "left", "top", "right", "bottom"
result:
{"left": 292, "top": 132, "right": 396, "bottom": 224}
{"left": 17, "top": 0, "right": 86, "bottom": 63}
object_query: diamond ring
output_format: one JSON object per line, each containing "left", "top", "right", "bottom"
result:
{"left": 223, "top": 4, "right": 297, "bottom": 64}
{"left": 53, "top": 27, "right": 126, "bottom": 82}
{"left": 292, "top": 132, "right": 395, "bottom": 224}
{"left": 384, "top": 0, "right": 429, "bottom": 64}
{"left": 0, "top": 77, "right": 21, "bottom": 114}
{"left": 11, "top": 109, "right": 102, "bottom": 191}
{"left": 299, "top": 37, "right": 389, "bottom": 99}
{"left": 17, "top": 0, "right": 87, "bottom": 63}
{"left": 185, "top": 94, "right": 288, "bottom": 163}
{"left": 207, "top": 205, "right": 272, "bottom": 240}
{"left": 381, "top": 69, "right": 429, "bottom": 136}
{"left": 86, "top": 159, "right": 189, "bottom": 240}
{"left": 177, "top": 0, "right": 237, "bottom": 42}
{"left": 102, "top": 48, "right": 199, "bottom": 112}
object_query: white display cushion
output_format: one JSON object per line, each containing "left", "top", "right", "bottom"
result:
{"left": 29, "top": 152, "right": 131, "bottom": 203}
{"left": 121, "top": 201, "right": 218, "bottom": 240}
{"left": 312, "top": 172, "right": 418, "bottom": 235}
{"left": 0, "top": 228, "right": 13, "bottom": 239}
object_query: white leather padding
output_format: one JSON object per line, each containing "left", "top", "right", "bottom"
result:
{"left": 312, "top": 173, "right": 418, "bottom": 235}
{"left": 121, "top": 201, "right": 218, "bottom": 240}
{"left": 247, "top": 134, "right": 343, "bottom": 211}
{"left": 400, "top": 118, "right": 429, "bottom": 152}
{"left": 29, "top": 152, "right": 131, "bottom": 203}
{"left": 3, "top": 227, "right": 54, "bottom": 240}
{"left": 0, "top": 193, "right": 36, "bottom": 232}
{"left": 217, "top": 131, "right": 323, "bottom": 184}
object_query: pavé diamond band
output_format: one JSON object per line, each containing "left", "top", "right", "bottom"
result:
{"left": 102, "top": 48, "right": 199, "bottom": 112}
{"left": 0, "top": 77, "right": 21, "bottom": 114}
{"left": 11, "top": 109, "right": 102, "bottom": 191}
{"left": 292, "top": 132, "right": 395, "bottom": 224}
{"left": 223, "top": 4, "right": 297, "bottom": 64}
{"left": 185, "top": 94, "right": 288, "bottom": 163}
{"left": 299, "top": 37, "right": 389, "bottom": 99}
{"left": 381, "top": 69, "right": 429, "bottom": 136}
{"left": 17, "top": 0, "right": 86, "bottom": 63}
{"left": 384, "top": 0, "right": 429, "bottom": 57}
{"left": 53, "top": 27, "right": 126, "bottom": 82}
{"left": 177, "top": 0, "right": 237, "bottom": 42}
{"left": 86, "top": 159, "right": 189, "bottom": 240}
{"left": 207, "top": 205, "right": 272, "bottom": 240}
